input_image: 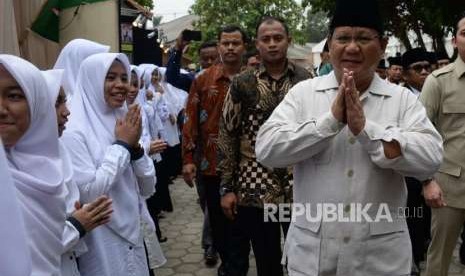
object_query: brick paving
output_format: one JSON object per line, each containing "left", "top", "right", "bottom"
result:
{"left": 155, "top": 178, "right": 465, "bottom": 276}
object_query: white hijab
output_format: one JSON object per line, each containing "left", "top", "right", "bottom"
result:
{"left": 0, "top": 54, "right": 66, "bottom": 276}
{"left": 41, "top": 69, "right": 78, "bottom": 217}
{"left": 157, "top": 67, "right": 188, "bottom": 114}
{"left": 0, "top": 140, "right": 31, "bottom": 276}
{"left": 53, "top": 38, "right": 110, "bottom": 100}
{"left": 64, "top": 53, "right": 142, "bottom": 244}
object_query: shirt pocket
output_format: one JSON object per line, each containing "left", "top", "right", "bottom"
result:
{"left": 286, "top": 222, "right": 321, "bottom": 275}
{"left": 363, "top": 220, "right": 411, "bottom": 275}
{"left": 442, "top": 104, "right": 465, "bottom": 129}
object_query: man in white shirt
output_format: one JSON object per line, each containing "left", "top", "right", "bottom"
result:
{"left": 255, "top": 0, "right": 443, "bottom": 275}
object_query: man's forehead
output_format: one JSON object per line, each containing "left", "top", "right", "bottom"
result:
{"left": 333, "top": 26, "right": 378, "bottom": 34}
{"left": 258, "top": 21, "right": 286, "bottom": 35}
{"left": 219, "top": 32, "right": 243, "bottom": 42}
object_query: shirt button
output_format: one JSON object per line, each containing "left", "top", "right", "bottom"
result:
{"left": 349, "top": 137, "right": 356, "bottom": 144}
{"left": 69, "top": 256, "right": 73, "bottom": 260}
{"left": 347, "top": 170, "right": 354, "bottom": 177}
{"left": 129, "top": 246, "right": 133, "bottom": 250}
{"left": 344, "top": 204, "right": 351, "bottom": 213}
{"left": 343, "top": 236, "right": 350, "bottom": 243}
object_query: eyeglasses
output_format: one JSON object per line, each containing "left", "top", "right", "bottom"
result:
{"left": 408, "top": 63, "right": 432, "bottom": 73}
{"left": 332, "top": 34, "right": 379, "bottom": 46}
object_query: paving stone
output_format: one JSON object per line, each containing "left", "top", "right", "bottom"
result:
{"left": 164, "top": 249, "right": 187, "bottom": 258}
{"left": 155, "top": 268, "right": 174, "bottom": 276}
{"left": 181, "top": 253, "right": 204, "bottom": 263}
{"left": 175, "top": 264, "right": 200, "bottom": 273}
{"left": 156, "top": 177, "right": 465, "bottom": 276}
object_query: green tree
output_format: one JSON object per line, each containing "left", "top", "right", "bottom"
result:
{"left": 302, "top": 0, "right": 464, "bottom": 54}
{"left": 306, "top": 7, "right": 329, "bottom": 42}
{"left": 133, "top": 0, "right": 153, "bottom": 9}
{"left": 190, "top": 0, "right": 308, "bottom": 44}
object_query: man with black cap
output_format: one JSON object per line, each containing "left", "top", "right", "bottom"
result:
{"left": 436, "top": 51, "right": 451, "bottom": 68}
{"left": 255, "top": 0, "right": 443, "bottom": 275}
{"left": 401, "top": 46, "right": 433, "bottom": 275}
{"left": 387, "top": 55, "right": 403, "bottom": 84}
{"left": 376, "top": 59, "right": 387, "bottom": 79}
{"left": 420, "top": 11, "right": 465, "bottom": 276}
{"left": 402, "top": 47, "right": 432, "bottom": 96}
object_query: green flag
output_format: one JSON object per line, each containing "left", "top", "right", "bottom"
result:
{"left": 31, "top": 0, "right": 110, "bottom": 42}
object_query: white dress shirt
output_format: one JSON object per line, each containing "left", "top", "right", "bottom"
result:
{"left": 256, "top": 72, "right": 443, "bottom": 275}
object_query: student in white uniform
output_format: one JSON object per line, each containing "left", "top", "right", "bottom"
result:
{"left": 0, "top": 54, "right": 67, "bottom": 276}
{"left": 0, "top": 140, "right": 31, "bottom": 276}
{"left": 42, "top": 69, "right": 114, "bottom": 276}
{"left": 53, "top": 38, "right": 110, "bottom": 101}
{"left": 128, "top": 66, "right": 167, "bottom": 273}
{"left": 62, "top": 53, "right": 156, "bottom": 276}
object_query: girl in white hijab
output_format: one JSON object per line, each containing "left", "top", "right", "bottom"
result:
{"left": 42, "top": 69, "right": 114, "bottom": 276}
{"left": 0, "top": 54, "right": 67, "bottom": 276}
{"left": 62, "top": 53, "right": 156, "bottom": 276}
{"left": 0, "top": 139, "right": 31, "bottom": 276}
{"left": 128, "top": 66, "right": 167, "bottom": 272}
{"left": 53, "top": 38, "right": 110, "bottom": 101}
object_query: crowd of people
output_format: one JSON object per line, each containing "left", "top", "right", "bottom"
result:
{"left": 1, "top": 0, "right": 465, "bottom": 275}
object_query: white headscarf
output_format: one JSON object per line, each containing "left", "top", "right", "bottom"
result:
{"left": 41, "top": 69, "right": 78, "bottom": 217}
{"left": 64, "top": 53, "right": 142, "bottom": 244}
{"left": 0, "top": 140, "right": 31, "bottom": 276}
{"left": 0, "top": 54, "right": 66, "bottom": 276}
{"left": 157, "top": 67, "right": 188, "bottom": 114}
{"left": 53, "top": 38, "right": 110, "bottom": 100}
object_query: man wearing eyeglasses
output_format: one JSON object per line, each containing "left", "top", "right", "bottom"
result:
{"left": 401, "top": 47, "right": 433, "bottom": 275}
{"left": 255, "top": 0, "right": 443, "bottom": 275}
{"left": 402, "top": 48, "right": 432, "bottom": 96}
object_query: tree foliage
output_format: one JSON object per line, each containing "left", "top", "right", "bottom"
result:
{"left": 305, "top": 7, "right": 329, "bottom": 43}
{"left": 302, "top": 0, "right": 464, "bottom": 53}
{"left": 190, "top": 0, "right": 308, "bottom": 44}
{"left": 133, "top": 0, "right": 153, "bottom": 9}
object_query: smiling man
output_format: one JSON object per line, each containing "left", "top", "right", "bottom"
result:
{"left": 255, "top": 0, "right": 443, "bottom": 275}
{"left": 217, "top": 16, "right": 310, "bottom": 276}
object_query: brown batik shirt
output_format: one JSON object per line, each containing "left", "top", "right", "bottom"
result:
{"left": 218, "top": 61, "right": 310, "bottom": 207}
{"left": 183, "top": 64, "right": 233, "bottom": 176}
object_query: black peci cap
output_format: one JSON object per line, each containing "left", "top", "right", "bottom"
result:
{"left": 329, "top": 0, "right": 384, "bottom": 34}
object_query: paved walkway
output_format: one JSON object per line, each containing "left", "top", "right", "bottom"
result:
{"left": 155, "top": 178, "right": 465, "bottom": 276}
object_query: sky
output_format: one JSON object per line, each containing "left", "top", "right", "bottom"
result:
{"left": 153, "top": 0, "right": 195, "bottom": 23}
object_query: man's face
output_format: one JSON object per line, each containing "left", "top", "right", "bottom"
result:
{"left": 387, "top": 65, "right": 403, "bottom": 83}
{"left": 218, "top": 31, "right": 246, "bottom": 65}
{"left": 247, "top": 55, "right": 260, "bottom": 69}
{"left": 437, "top": 59, "right": 450, "bottom": 68}
{"left": 453, "top": 17, "right": 465, "bottom": 61}
{"left": 404, "top": 61, "right": 431, "bottom": 91}
{"left": 255, "top": 21, "right": 290, "bottom": 65}
{"left": 0, "top": 65, "right": 30, "bottom": 148}
{"left": 329, "top": 26, "right": 387, "bottom": 83}
{"left": 375, "top": 68, "right": 387, "bottom": 79}
{"left": 199, "top": 46, "right": 218, "bottom": 69}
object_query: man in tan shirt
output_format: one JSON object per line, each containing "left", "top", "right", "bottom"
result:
{"left": 420, "top": 12, "right": 465, "bottom": 276}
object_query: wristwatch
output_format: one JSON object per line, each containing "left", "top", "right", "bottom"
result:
{"left": 220, "top": 186, "right": 234, "bottom": 197}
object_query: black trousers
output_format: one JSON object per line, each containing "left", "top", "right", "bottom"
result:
{"left": 406, "top": 177, "right": 431, "bottom": 267}
{"left": 203, "top": 175, "right": 231, "bottom": 264}
{"left": 226, "top": 206, "right": 288, "bottom": 276}
{"left": 147, "top": 160, "right": 173, "bottom": 213}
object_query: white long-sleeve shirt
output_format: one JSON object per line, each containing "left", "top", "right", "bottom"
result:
{"left": 255, "top": 72, "right": 443, "bottom": 275}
